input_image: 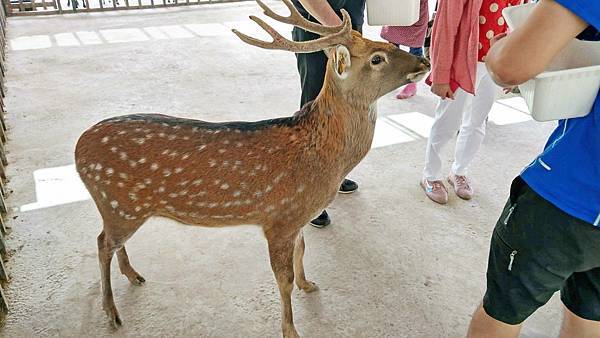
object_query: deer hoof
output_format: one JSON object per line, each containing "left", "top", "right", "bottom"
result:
{"left": 298, "top": 281, "right": 319, "bottom": 293}
{"left": 105, "top": 306, "right": 122, "bottom": 328}
{"left": 283, "top": 327, "right": 300, "bottom": 338}
{"left": 129, "top": 274, "right": 146, "bottom": 286}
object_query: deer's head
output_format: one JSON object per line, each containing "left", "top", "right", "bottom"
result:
{"left": 233, "top": 0, "right": 431, "bottom": 105}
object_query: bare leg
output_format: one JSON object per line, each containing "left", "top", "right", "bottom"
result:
{"left": 116, "top": 246, "right": 146, "bottom": 286}
{"left": 467, "top": 304, "right": 521, "bottom": 338}
{"left": 97, "top": 230, "right": 121, "bottom": 327}
{"left": 559, "top": 304, "right": 600, "bottom": 338}
{"left": 267, "top": 231, "right": 300, "bottom": 338}
{"left": 293, "top": 230, "right": 318, "bottom": 292}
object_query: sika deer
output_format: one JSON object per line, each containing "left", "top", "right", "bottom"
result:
{"left": 75, "top": 1, "right": 429, "bottom": 336}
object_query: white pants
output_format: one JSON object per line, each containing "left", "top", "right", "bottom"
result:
{"left": 423, "top": 62, "right": 500, "bottom": 181}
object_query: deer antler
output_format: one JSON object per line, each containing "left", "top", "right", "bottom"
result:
{"left": 232, "top": 8, "right": 353, "bottom": 53}
{"left": 256, "top": 0, "right": 344, "bottom": 36}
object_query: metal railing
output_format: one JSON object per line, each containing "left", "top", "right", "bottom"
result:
{"left": 4, "top": 0, "right": 251, "bottom": 16}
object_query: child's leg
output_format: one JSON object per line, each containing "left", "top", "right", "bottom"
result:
{"left": 424, "top": 90, "right": 470, "bottom": 181}
{"left": 452, "top": 62, "right": 501, "bottom": 176}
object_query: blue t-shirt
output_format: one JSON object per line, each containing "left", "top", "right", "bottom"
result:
{"left": 521, "top": 0, "right": 600, "bottom": 226}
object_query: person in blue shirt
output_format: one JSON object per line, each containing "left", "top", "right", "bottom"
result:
{"left": 467, "top": 0, "right": 600, "bottom": 336}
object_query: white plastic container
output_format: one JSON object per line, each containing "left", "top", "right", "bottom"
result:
{"left": 366, "top": 0, "right": 420, "bottom": 26}
{"left": 503, "top": 3, "right": 600, "bottom": 121}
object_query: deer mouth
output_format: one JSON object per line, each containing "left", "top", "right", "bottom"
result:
{"left": 407, "top": 70, "right": 429, "bottom": 83}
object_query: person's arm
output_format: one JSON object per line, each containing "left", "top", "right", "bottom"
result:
{"left": 485, "top": 0, "right": 588, "bottom": 87}
{"left": 297, "top": 0, "right": 342, "bottom": 26}
{"left": 430, "top": 0, "right": 468, "bottom": 99}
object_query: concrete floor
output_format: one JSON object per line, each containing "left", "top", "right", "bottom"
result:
{"left": 1, "top": 2, "right": 563, "bottom": 337}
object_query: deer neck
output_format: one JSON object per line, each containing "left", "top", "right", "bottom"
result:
{"left": 309, "top": 74, "right": 378, "bottom": 174}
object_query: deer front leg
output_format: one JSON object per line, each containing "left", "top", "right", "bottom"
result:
{"left": 293, "top": 230, "right": 318, "bottom": 293}
{"left": 267, "top": 232, "right": 300, "bottom": 338}
{"left": 116, "top": 246, "right": 146, "bottom": 286}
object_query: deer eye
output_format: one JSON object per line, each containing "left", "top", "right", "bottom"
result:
{"left": 371, "top": 55, "right": 384, "bottom": 65}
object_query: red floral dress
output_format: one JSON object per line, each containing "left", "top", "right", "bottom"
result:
{"left": 478, "top": 0, "right": 527, "bottom": 61}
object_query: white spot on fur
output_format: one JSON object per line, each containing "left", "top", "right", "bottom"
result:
{"left": 273, "top": 173, "right": 285, "bottom": 183}
{"left": 174, "top": 167, "right": 183, "bottom": 174}
{"left": 101, "top": 136, "right": 109, "bottom": 143}
{"left": 138, "top": 158, "right": 147, "bottom": 164}
{"left": 163, "top": 169, "right": 172, "bottom": 177}
{"left": 110, "top": 147, "right": 118, "bottom": 153}
{"left": 119, "top": 152, "right": 128, "bottom": 161}
{"left": 111, "top": 200, "right": 119, "bottom": 209}
{"left": 218, "top": 149, "right": 226, "bottom": 154}
{"left": 198, "top": 145, "right": 207, "bottom": 152}
{"left": 233, "top": 191, "right": 241, "bottom": 197}
{"left": 100, "top": 191, "right": 107, "bottom": 199}
{"left": 192, "top": 179, "right": 203, "bottom": 186}
{"left": 119, "top": 173, "right": 128, "bottom": 180}
{"left": 151, "top": 163, "right": 159, "bottom": 171}
{"left": 181, "top": 153, "right": 190, "bottom": 160}
{"left": 105, "top": 168, "right": 114, "bottom": 176}
{"left": 158, "top": 186, "right": 166, "bottom": 193}
{"left": 220, "top": 183, "right": 229, "bottom": 190}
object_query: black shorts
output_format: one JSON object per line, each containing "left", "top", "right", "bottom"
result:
{"left": 483, "top": 177, "right": 600, "bottom": 325}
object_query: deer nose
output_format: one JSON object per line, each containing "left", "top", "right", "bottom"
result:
{"left": 418, "top": 57, "right": 431, "bottom": 71}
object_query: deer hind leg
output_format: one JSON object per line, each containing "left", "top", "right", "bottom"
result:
{"left": 98, "top": 229, "right": 121, "bottom": 327}
{"left": 267, "top": 230, "right": 300, "bottom": 338}
{"left": 97, "top": 217, "right": 145, "bottom": 327}
{"left": 293, "top": 230, "right": 318, "bottom": 293}
{"left": 116, "top": 246, "right": 145, "bottom": 286}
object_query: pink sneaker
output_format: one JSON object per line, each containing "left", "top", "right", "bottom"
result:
{"left": 420, "top": 179, "right": 448, "bottom": 204}
{"left": 396, "top": 83, "right": 417, "bottom": 99}
{"left": 447, "top": 174, "right": 474, "bottom": 200}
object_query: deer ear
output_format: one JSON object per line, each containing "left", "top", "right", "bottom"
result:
{"left": 331, "top": 45, "right": 351, "bottom": 79}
